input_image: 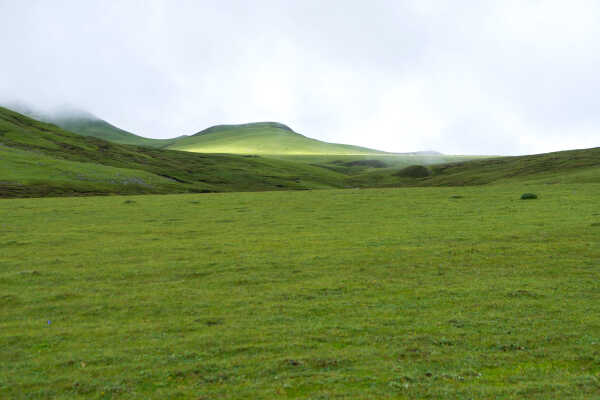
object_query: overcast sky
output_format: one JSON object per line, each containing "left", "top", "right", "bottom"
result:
{"left": 1, "top": 1, "right": 599, "bottom": 155}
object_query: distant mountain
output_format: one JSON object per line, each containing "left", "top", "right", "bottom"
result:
{"left": 167, "top": 122, "right": 387, "bottom": 155}
{"left": 2, "top": 102, "right": 179, "bottom": 148}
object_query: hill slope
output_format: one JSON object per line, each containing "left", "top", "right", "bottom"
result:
{"left": 167, "top": 122, "right": 387, "bottom": 155}
{"left": 1, "top": 106, "right": 598, "bottom": 199}
{"left": 3, "top": 103, "right": 178, "bottom": 148}
{"left": 348, "top": 147, "right": 600, "bottom": 187}
{"left": 52, "top": 114, "right": 181, "bottom": 148}
{"left": 0, "top": 107, "right": 349, "bottom": 197}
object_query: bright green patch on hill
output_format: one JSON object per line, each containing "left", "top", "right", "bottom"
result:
{"left": 167, "top": 122, "right": 387, "bottom": 155}
{"left": 1, "top": 184, "right": 600, "bottom": 398}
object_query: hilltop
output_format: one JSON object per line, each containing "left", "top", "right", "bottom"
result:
{"left": 166, "top": 121, "right": 387, "bottom": 155}
{"left": 2, "top": 103, "right": 388, "bottom": 155}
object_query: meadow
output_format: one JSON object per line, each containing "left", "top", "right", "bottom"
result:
{"left": 2, "top": 183, "right": 599, "bottom": 399}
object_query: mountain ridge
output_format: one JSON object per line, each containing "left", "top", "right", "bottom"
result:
{"left": 1, "top": 103, "right": 389, "bottom": 155}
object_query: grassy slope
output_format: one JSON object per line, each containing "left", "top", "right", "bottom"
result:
{"left": 3, "top": 105, "right": 482, "bottom": 174}
{"left": 271, "top": 154, "right": 485, "bottom": 175}
{"left": 2, "top": 104, "right": 177, "bottom": 148}
{"left": 0, "top": 145, "right": 178, "bottom": 197}
{"left": 54, "top": 116, "right": 180, "bottom": 148}
{"left": 1, "top": 106, "right": 598, "bottom": 198}
{"left": 2, "top": 184, "right": 599, "bottom": 398}
{"left": 167, "top": 122, "right": 387, "bottom": 155}
{"left": 0, "top": 107, "right": 348, "bottom": 197}
{"left": 348, "top": 147, "right": 600, "bottom": 187}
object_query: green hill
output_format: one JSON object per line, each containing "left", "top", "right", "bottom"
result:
{"left": 0, "top": 107, "right": 349, "bottom": 197}
{"left": 348, "top": 147, "right": 600, "bottom": 187}
{"left": 1, "top": 106, "right": 598, "bottom": 199}
{"left": 3, "top": 103, "right": 179, "bottom": 148}
{"left": 167, "top": 122, "right": 387, "bottom": 155}
{"left": 52, "top": 114, "right": 182, "bottom": 148}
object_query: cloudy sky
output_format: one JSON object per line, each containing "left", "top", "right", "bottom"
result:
{"left": 1, "top": 0, "right": 598, "bottom": 155}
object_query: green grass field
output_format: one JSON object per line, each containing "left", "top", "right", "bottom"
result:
{"left": 2, "top": 183, "right": 599, "bottom": 399}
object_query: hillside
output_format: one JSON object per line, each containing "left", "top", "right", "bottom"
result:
{"left": 348, "top": 147, "right": 600, "bottom": 187}
{"left": 167, "top": 122, "right": 387, "bottom": 155}
{"left": 52, "top": 114, "right": 181, "bottom": 148}
{"left": 1, "top": 106, "right": 598, "bottom": 199}
{"left": 0, "top": 107, "right": 349, "bottom": 197}
{"left": 3, "top": 103, "right": 178, "bottom": 148}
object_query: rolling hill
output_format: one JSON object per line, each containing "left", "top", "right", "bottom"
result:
{"left": 348, "top": 147, "right": 600, "bottom": 187}
{"left": 3, "top": 103, "right": 179, "bottom": 148}
{"left": 2, "top": 103, "right": 389, "bottom": 155}
{"left": 0, "top": 107, "right": 350, "bottom": 197}
{"left": 166, "top": 122, "right": 387, "bottom": 155}
{"left": 1, "top": 106, "right": 598, "bottom": 198}
{"left": 50, "top": 113, "right": 182, "bottom": 148}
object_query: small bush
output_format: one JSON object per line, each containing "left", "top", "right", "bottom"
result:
{"left": 394, "top": 165, "right": 431, "bottom": 178}
{"left": 520, "top": 193, "right": 538, "bottom": 200}
{"left": 123, "top": 199, "right": 136, "bottom": 204}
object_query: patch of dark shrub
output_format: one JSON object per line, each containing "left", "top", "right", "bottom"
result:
{"left": 520, "top": 193, "right": 538, "bottom": 200}
{"left": 339, "top": 159, "right": 387, "bottom": 168}
{"left": 394, "top": 165, "right": 431, "bottom": 178}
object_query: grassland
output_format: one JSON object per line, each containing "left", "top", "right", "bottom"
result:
{"left": 1, "top": 183, "right": 599, "bottom": 398}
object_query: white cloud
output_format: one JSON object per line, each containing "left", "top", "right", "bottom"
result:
{"left": 0, "top": 0, "right": 598, "bottom": 155}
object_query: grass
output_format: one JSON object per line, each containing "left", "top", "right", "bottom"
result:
{"left": 54, "top": 117, "right": 181, "bottom": 148}
{"left": 2, "top": 106, "right": 600, "bottom": 398}
{"left": 4, "top": 106, "right": 599, "bottom": 199}
{"left": 263, "top": 154, "right": 483, "bottom": 175}
{"left": 347, "top": 147, "right": 600, "bottom": 188}
{"left": 0, "top": 107, "right": 353, "bottom": 196}
{"left": 167, "top": 122, "right": 387, "bottom": 155}
{"left": 1, "top": 183, "right": 599, "bottom": 398}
